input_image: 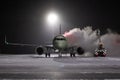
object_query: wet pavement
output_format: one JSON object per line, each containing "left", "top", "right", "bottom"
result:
{"left": 0, "top": 54, "right": 120, "bottom": 79}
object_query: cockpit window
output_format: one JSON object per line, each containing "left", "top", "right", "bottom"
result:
{"left": 55, "top": 38, "right": 66, "bottom": 40}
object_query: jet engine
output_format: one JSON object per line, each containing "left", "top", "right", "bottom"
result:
{"left": 36, "top": 46, "right": 44, "bottom": 55}
{"left": 77, "top": 47, "right": 84, "bottom": 55}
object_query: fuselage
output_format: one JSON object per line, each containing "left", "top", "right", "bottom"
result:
{"left": 53, "top": 35, "right": 68, "bottom": 50}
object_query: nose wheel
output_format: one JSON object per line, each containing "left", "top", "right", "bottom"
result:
{"left": 58, "top": 52, "right": 62, "bottom": 57}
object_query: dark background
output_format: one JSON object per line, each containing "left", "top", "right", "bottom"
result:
{"left": 1, "top": 0, "right": 120, "bottom": 54}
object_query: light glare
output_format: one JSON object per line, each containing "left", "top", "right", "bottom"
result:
{"left": 47, "top": 12, "right": 58, "bottom": 24}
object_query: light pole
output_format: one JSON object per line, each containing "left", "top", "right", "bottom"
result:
{"left": 47, "top": 12, "right": 59, "bottom": 38}
{"left": 59, "top": 24, "right": 62, "bottom": 35}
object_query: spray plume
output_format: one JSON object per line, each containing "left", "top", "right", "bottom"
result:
{"left": 63, "top": 26, "right": 120, "bottom": 57}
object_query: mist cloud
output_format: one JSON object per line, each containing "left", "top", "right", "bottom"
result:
{"left": 63, "top": 26, "right": 120, "bottom": 57}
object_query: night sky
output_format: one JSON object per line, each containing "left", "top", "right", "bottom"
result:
{"left": 2, "top": 0, "right": 120, "bottom": 45}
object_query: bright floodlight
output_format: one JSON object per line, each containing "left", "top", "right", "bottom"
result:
{"left": 47, "top": 12, "right": 58, "bottom": 25}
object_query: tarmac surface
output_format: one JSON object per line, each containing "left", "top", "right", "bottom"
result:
{"left": 0, "top": 54, "right": 120, "bottom": 79}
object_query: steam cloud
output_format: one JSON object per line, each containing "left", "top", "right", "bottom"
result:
{"left": 63, "top": 26, "right": 120, "bottom": 57}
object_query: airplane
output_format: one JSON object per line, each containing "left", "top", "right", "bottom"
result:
{"left": 4, "top": 25, "right": 85, "bottom": 57}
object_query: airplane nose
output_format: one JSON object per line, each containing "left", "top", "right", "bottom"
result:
{"left": 53, "top": 35, "right": 67, "bottom": 50}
